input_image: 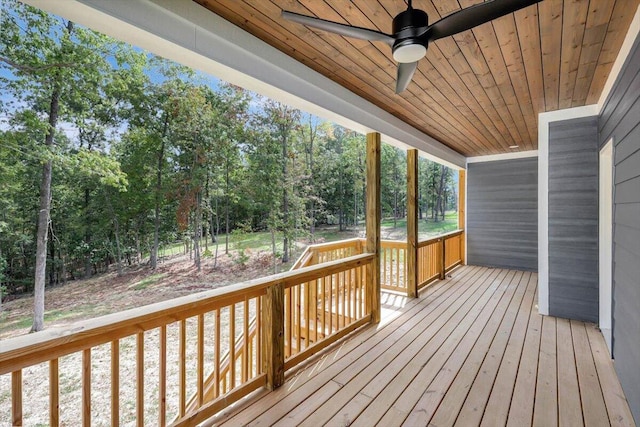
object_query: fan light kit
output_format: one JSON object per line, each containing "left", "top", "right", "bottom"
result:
{"left": 282, "top": 0, "right": 542, "bottom": 94}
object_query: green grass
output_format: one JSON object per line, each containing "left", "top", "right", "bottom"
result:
{"left": 154, "top": 212, "right": 458, "bottom": 260}
{"left": 0, "top": 305, "right": 98, "bottom": 336}
{"left": 130, "top": 273, "right": 167, "bottom": 290}
{"left": 380, "top": 212, "right": 458, "bottom": 240}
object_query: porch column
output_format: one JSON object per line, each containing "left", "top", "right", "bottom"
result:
{"left": 407, "top": 149, "right": 419, "bottom": 298}
{"left": 458, "top": 170, "right": 466, "bottom": 265}
{"left": 366, "top": 132, "right": 381, "bottom": 323}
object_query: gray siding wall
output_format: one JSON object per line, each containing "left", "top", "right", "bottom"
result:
{"left": 599, "top": 35, "right": 640, "bottom": 424}
{"left": 467, "top": 158, "right": 537, "bottom": 271}
{"left": 548, "top": 116, "right": 599, "bottom": 323}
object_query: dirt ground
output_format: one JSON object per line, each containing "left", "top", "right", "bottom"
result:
{"left": 0, "top": 249, "right": 279, "bottom": 426}
{"left": 0, "top": 249, "right": 277, "bottom": 340}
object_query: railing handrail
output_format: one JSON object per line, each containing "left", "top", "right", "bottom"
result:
{"left": 0, "top": 252, "right": 374, "bottom": 375}
{"left": 303, "top": 237, "right": 363, "bottom": 251}
{"left": 418, "top": 229, "right": 464, "bottom": 248}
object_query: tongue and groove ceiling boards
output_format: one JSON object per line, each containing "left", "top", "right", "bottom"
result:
{"left": 194, "top": 0, "right": 639, "bottom": 157}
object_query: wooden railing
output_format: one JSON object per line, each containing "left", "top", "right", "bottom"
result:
{"left": 417, "top": 230, "right": 465, "bottom": 290}
{"left": 380, "top": 240, "right": 407, "bottom": 292}
{"left": 0, "top": 254, "right": 372, "bottom": 427}
{"left": 291, "top": 230, "right": 464, "bottom": 296}
{"left": 290, "top": 238, "right": 363, "bottom": 269}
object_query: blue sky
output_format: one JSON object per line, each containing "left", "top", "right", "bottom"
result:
{"left": 0, "top": 1, "right": 325, "bottom": 141}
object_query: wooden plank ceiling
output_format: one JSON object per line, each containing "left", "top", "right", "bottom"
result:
{"left": 194, "top": 0, "right": 639, "bottom": 157}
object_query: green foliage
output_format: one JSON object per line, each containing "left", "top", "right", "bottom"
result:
{"left": 232, "top": 248, "right": 250, "bottom": 269}
{"left": 0, "top": 2, "right": 460, "bottom": 300}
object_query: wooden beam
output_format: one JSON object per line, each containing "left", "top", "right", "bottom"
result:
{"left": 12, "top": 370, "right": 22, "bottom": 426}
{"left": 264, "top": 282, "right": 285, "bottom": 390}
{"left": 407, "top": 149, "right": 419, "bottom": 298}
{"left": 366, "top": 132, "right": 381, "bottom": 322}
{"left": 458, "top": 170, "right": 466, "bottom": 265}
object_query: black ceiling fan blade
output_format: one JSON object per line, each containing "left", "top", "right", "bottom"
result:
{"left": 282, "top": 11, "right": 394, "bottom": 45}
{"left": 425, "top": 0, "right": 542, "bottom": 42}
{"left": 396, "top": 61, "right": 418, "bottom": 94}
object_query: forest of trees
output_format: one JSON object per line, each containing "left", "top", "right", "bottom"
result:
{"left": 0, "top": 1, "right": 457, "bottom": 329}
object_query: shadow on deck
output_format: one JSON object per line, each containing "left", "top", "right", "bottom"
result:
{"left": 205, "top": 265, "right": 634, "bottom": 427}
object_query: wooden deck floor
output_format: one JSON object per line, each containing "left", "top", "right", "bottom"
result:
{"left": 206, "top": 266, "right": 635, "bottom": 427}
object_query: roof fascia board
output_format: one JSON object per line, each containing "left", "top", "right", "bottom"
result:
{"left": 466, "top": 150, "right": 538, "bottom": 164}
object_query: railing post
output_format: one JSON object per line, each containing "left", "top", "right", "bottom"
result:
{"left": 366, "top": 132, "right": 381, "bottom": 322}
{"left": 407, "top": 149, "right": 419, "bottom": 298}
{"left": 458, "top": 169, "right": 466, "bottom": 265}
{"left": 439, "top": 238, "right": 446, "bottom": 280}
{"left": 12, "top": 370, "right": 22, "bottom": 426}
{"left": 263, "top": 282, "right": 285, "bottom": 390}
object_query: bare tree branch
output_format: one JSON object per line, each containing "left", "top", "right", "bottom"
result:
{"left": 0, "top": 56, "right": 74, "bottom": 73}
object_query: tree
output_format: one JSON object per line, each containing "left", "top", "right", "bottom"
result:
{"left": 1, "top": 1, "right": 139, "bottom": 331}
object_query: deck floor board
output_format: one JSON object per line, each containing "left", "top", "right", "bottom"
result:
{"left": 206, "top": 266, "right": 635, "bottom": 427}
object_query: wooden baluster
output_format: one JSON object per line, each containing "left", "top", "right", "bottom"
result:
{"left": 304, "top": 282, "right": 310, "bottom": 349}
{"left": 313, "top": 279, "right": 319, "bottom": 343}
{"left": 83, "top": 348, "right": 91, "bottom": 427}
{"left": 111, "top": 340, "right": 119, "bottom": 427}
{"left": 296, "top": 284, "right": 302, "bottom": 354}
{"left": 50, "top": 359, "right": 59, "bottom": 427}
{"left": 439, "top": 238, "right": 446, "bottom": 280}
{"left": 179, "top": 319, "right": 186, "bottom": 417}
{"left": 403, "top": 247, "right": 407, "bottom": 290}
{"left": 328, "top": 274, "right": 333, "bottom": 334}
{"left": 264, "top": 282, "right": 285, "bottom": 390}
{"left": 382, "top": 248, "right": 387, "bottom": 287}
{"left": 243, "top": 298, "right": 249, "bottom": 382}
{"left": 355, "top": 265, "right": 361, "bottom": 318}
{"left": 159, "top": 326, "right": 166, "bottom": 427}
{"left": 320, "top": 276, "right": 326, "bottom": 338}
{"left": 341, "top": 271, "right": 346, "bottom": 327}
{"left": 136, "top": 332, "right": 144, "bottom": 427}
{"left": 197, "top": 314, "right": 204, "bottom": 406}
{"left": 256, "top": 298, "right": 262, "bottom": 374}
{"left": 214, "top": 310, "right": 221, "bottom": 398}
{"left": 230, "top": 304, "right": 236, "bottom": 389}
{"left": 347, "top": 269, "right": 352, "bottom": 323}
{"left": 12, "top": 370, "right": 22, "bottom": 427}
{"left": 285, "top": 287, "right": 292, "bottom": 358}
{"left": 395, "top": 248, "right": 400, "bottom": 289}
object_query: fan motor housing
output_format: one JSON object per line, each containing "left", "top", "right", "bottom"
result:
{"left": 392, "top": 8, "right": 428, "bottom": 37}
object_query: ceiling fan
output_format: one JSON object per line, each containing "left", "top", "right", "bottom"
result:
{"left": 282, "top": 0, "right": 542, "bottom": 94}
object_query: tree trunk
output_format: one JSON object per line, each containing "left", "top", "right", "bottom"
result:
{"left": 204, "top": 173, "right": 210, "bottom": 252}
{"left": 48, "top": 224, "right": 55, "bottom": 286}
{"left": 151, "top": 113, "right": 168, "bottom": 270}
{"left": 31, "top": 40, "right": 66, "bottom": 331}
{"left": 434, "top": 165, "right": 446, "bottom": 223}
{"left": 194, "top": 190, "right": 202, "bottom": 271}
{"left": 271, "top": 228, "right": 277, "bottom": 274}
{"left": 214, "top": 188, "right": 220, "bottom": 269}
{"left": 225, "top": 159, "right": 230, "bottom": 255}
{"left": 31, "top": 145, "right": 54, "bottom": 332}
{"left": 109, "top": 203, "right": 123, "bottom": 277}
{"left": 281, "top": 131, "right": 290, "bottom": 263}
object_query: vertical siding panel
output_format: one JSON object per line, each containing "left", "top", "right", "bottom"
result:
{"left": 467, "top": 158, "right": 538, "bottom": 271}
{"left": 599, "top": 33, "right": 640, "bottom": 424}
{"left": 548, "top": 116, "right": 599, "bottom": 322}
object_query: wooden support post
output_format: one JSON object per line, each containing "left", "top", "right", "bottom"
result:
{"left": 50, "top": 359, "right": 59, "bottom": 427}
{"left": 264, "top": 282, "right": 285, "bottom": 390}
{"left": 458, "top": 169, "right": 466, "bottom": 265}
{"left": 366, "top": 132, "right": 381, "bottom": 322}
{"left": 12, "top": 370, "right": 22, "bottom": 427}
{"left": 82, "top": 348, "right": 91, "bottom": 427}
{"left": 407, "top": 149, "right": 419, "bottom": 298}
